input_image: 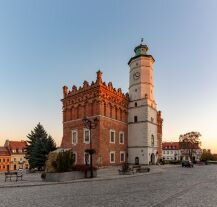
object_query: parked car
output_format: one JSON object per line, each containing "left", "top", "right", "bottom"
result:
{"left": 182, "top": 160, "right": 194, "bottom": 168}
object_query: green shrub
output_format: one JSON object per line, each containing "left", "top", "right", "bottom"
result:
{"left": 41, "top": 172, "right": 46, "bottom": 179}
{"left": 52, "top": 150, "right": 74, "bottom": 172}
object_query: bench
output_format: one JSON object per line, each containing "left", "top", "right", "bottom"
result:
{"left": 118, "top": 163, "right": 134, "bottom": 175}
{"left": 136, "top": 167, "right": 150, "bottom": 173}
{"left": 118, "top": 168, "right": 134, "bottom": 175}
{"left": 5, "top": 171, "right": 23, "bottom": 182}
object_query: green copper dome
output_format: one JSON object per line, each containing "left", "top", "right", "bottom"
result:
{"left": 128, "top": 42, "right": 154, "bottom": 65}
{"left": 134, "top": 44, "right": 149, "bottom": 55}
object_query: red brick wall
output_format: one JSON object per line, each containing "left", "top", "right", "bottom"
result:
{"left": 157, "top": 111, "right": 163, "bottom": 159}
{"left": 0, "top": 156, "right": 10, "bottom": 172}
{"left": 98, "top": 116, "right": 128, "bottom": 166}
{"left": 61, "top": 71, "right": 129, "bottom": 167}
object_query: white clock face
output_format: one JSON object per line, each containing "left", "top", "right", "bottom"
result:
{"left": 133, "top": 72, "right": 140, "bottom": 80}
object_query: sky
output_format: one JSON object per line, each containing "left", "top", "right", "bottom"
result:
{"left": 0, "top": 1, "right": 217, "bottom": 153}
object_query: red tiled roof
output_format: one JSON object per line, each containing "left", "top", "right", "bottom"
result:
{"left": 0, "top": 147, "right": 10, "bottom": 156}
{"left": 162, "top": 142, "right": 180, "bottom": 150}
{"left": 8, "top": 141, "right": 27, "bottom": 150}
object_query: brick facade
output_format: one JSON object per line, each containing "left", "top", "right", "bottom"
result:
{"left": 157, "top": 111, "right": 163, "bottom": 158}
{"left": 4, "top": 140, "right": 29, "bottom": 170}
{"left": 0, "top": 147, "right": 10, "bottom": 172}
{"left": 61, "top": 71, "right": 129, "bottom": 167}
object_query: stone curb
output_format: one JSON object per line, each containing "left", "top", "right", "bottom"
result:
{"left": 0, "top": 169, "right": 163, "bottom": 189}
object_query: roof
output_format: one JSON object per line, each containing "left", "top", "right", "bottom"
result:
{"left": 0, "top": 147, "right": 10, "bottom": 156}
{"left": 162, "top": 142, "right": 180, "bottom": 150}
{"left": 128, "top": 54, "right": 155, "bottom": 65}
{"left": 128, "top": 43, "right": 155, "bottom": 65}
{"left": 8, "top": 141, "right": 27, "bottom": 150}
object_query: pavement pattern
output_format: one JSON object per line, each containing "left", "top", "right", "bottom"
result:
{"left": 0, "top": 165, "right": 216, "bottom": 207}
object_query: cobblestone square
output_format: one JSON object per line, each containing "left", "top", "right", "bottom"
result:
{"left": 0, "top": 165, "right": 216, "bottom": 207}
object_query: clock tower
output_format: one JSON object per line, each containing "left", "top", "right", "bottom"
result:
{"left": 128, "top": 42, "right": 159, "bottom": 165}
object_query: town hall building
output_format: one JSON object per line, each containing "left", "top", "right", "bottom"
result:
{"left": 61, "top": 43, "right": 163, "bottom": 167}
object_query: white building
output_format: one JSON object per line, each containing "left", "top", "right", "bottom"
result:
{"left": 162, "top": 141, "right": 202, "bottom": 161}
{"left": 162, "top": 142, "right": 181, "bottom": 161}
{"left": 128, "top": 43, "right": 161, "bottom": 165}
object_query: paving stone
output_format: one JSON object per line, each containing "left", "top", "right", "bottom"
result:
{"left": 0, "top": 165, "right": 216, "bottom": 207}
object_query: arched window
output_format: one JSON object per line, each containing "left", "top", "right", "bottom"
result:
{"left": 104, "top": 103, "right": 106, "bottom": 116}
{"left": 120, "top": 109, "right": 122, "bottom": 121}
{"left": 135, "top": 102, "right": 137, "bottom": 107}
{"left": 134, "top": 116, "right": 138, "bottom": 123}
{"left": 151, "top": 135, "right": 154, "bottom": 146}
{"left": 115, "top": 106, "right": 117, "bottom": 120}
{"left": 110, "top": 104, "right": 112, "bottom": 118}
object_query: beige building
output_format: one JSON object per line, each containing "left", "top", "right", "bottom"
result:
{"left": 4, "top": 140, "right": 29, "bottom": 170}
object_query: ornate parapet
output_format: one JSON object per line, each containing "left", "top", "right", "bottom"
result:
{"left": 62, "top": 71, "right": 129, "bottom": 109}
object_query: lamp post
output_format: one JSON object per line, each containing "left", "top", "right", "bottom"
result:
{"left": 82, "top": 116, "right": 98, "bottom": 178}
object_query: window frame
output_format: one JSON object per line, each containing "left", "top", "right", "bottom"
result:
{"left": 110, "top": 151, "right": 115, "bottom": 163}
{"left": 151, "top": 135, "right": 154, "bottom": 146}
{"left": 119, "top": 131, "right": 124, "bottom": 144}
{"left": 83, "top": 128, "right": 90, "bottom": 144}
{"left": 72, "top": 152, "right": 77, "bottom": 165}
{"left": 120, "top": 151, "right": 125, "bottom": 163}
{"left": 110, "top": 129, "right": 115, "bottom": 144}
{"left": 72, "top": 129, "right": 78, "bottom": 145}
{"left": 84, "top": 152, "right": 90, "bottom": 164}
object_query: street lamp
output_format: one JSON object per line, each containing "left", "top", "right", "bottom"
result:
{"left": 82, "top": 116, "right": 98, "bottom": 178}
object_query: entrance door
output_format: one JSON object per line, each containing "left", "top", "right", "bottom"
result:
{"left": 151, "top": 153, "right": 155, "bottom": 165}
{"left": 135, "top": 157, "right": 139, "bottom": 165}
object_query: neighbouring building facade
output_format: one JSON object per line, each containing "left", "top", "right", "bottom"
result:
{"left": 61, "top": 43, "right": 163, "bottom": 166}
{"left": 0, "top": 147, "right": 11, "bottom": 172}
{"left": 4, "top": 140, "right": 29, "bottom": 170}
{"left": 162, "top": 142, "right": 181, "bottom": 161}
{"left": 180, "top": 143, "right": 202, "bottom": 162}
{"left": 162, "top": 141, "right": 202, "bottom": 161}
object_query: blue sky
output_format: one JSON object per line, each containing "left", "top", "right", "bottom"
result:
{"left": 0, "top": 1, "right": 217, "bottom": 152}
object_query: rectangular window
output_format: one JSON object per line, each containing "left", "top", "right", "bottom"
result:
{"left": 72, "top": 152, "right": 77, "bottom": 165}
{"left": 119, "top": 132, "right": 124, "bottom": 144}
{"left": 110, "top": 130, "right": 115, "bottom": 144}
{"left": 72, "top": 130, "right": 78, "bottom": 145}
{"left": 84, "top": 129, "right": 90, "bottom": 144}
{"left": 110, "top": 152, "right": 115, "bottom": 163}
{"left": 120, "top": 151, "right": 125, "bottom": 163}
{"left": 84, "top": 152, "right": 90, "bottom": 164}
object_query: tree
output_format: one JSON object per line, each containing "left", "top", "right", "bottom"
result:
{"left": 200, "top": 149, "right": 213, "bottom": 161}
{"left": 26, "top": 123, "right": 56, "bottom": 170}
{"left": 179, "top": 131, "right": 201, "bottom": 161}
